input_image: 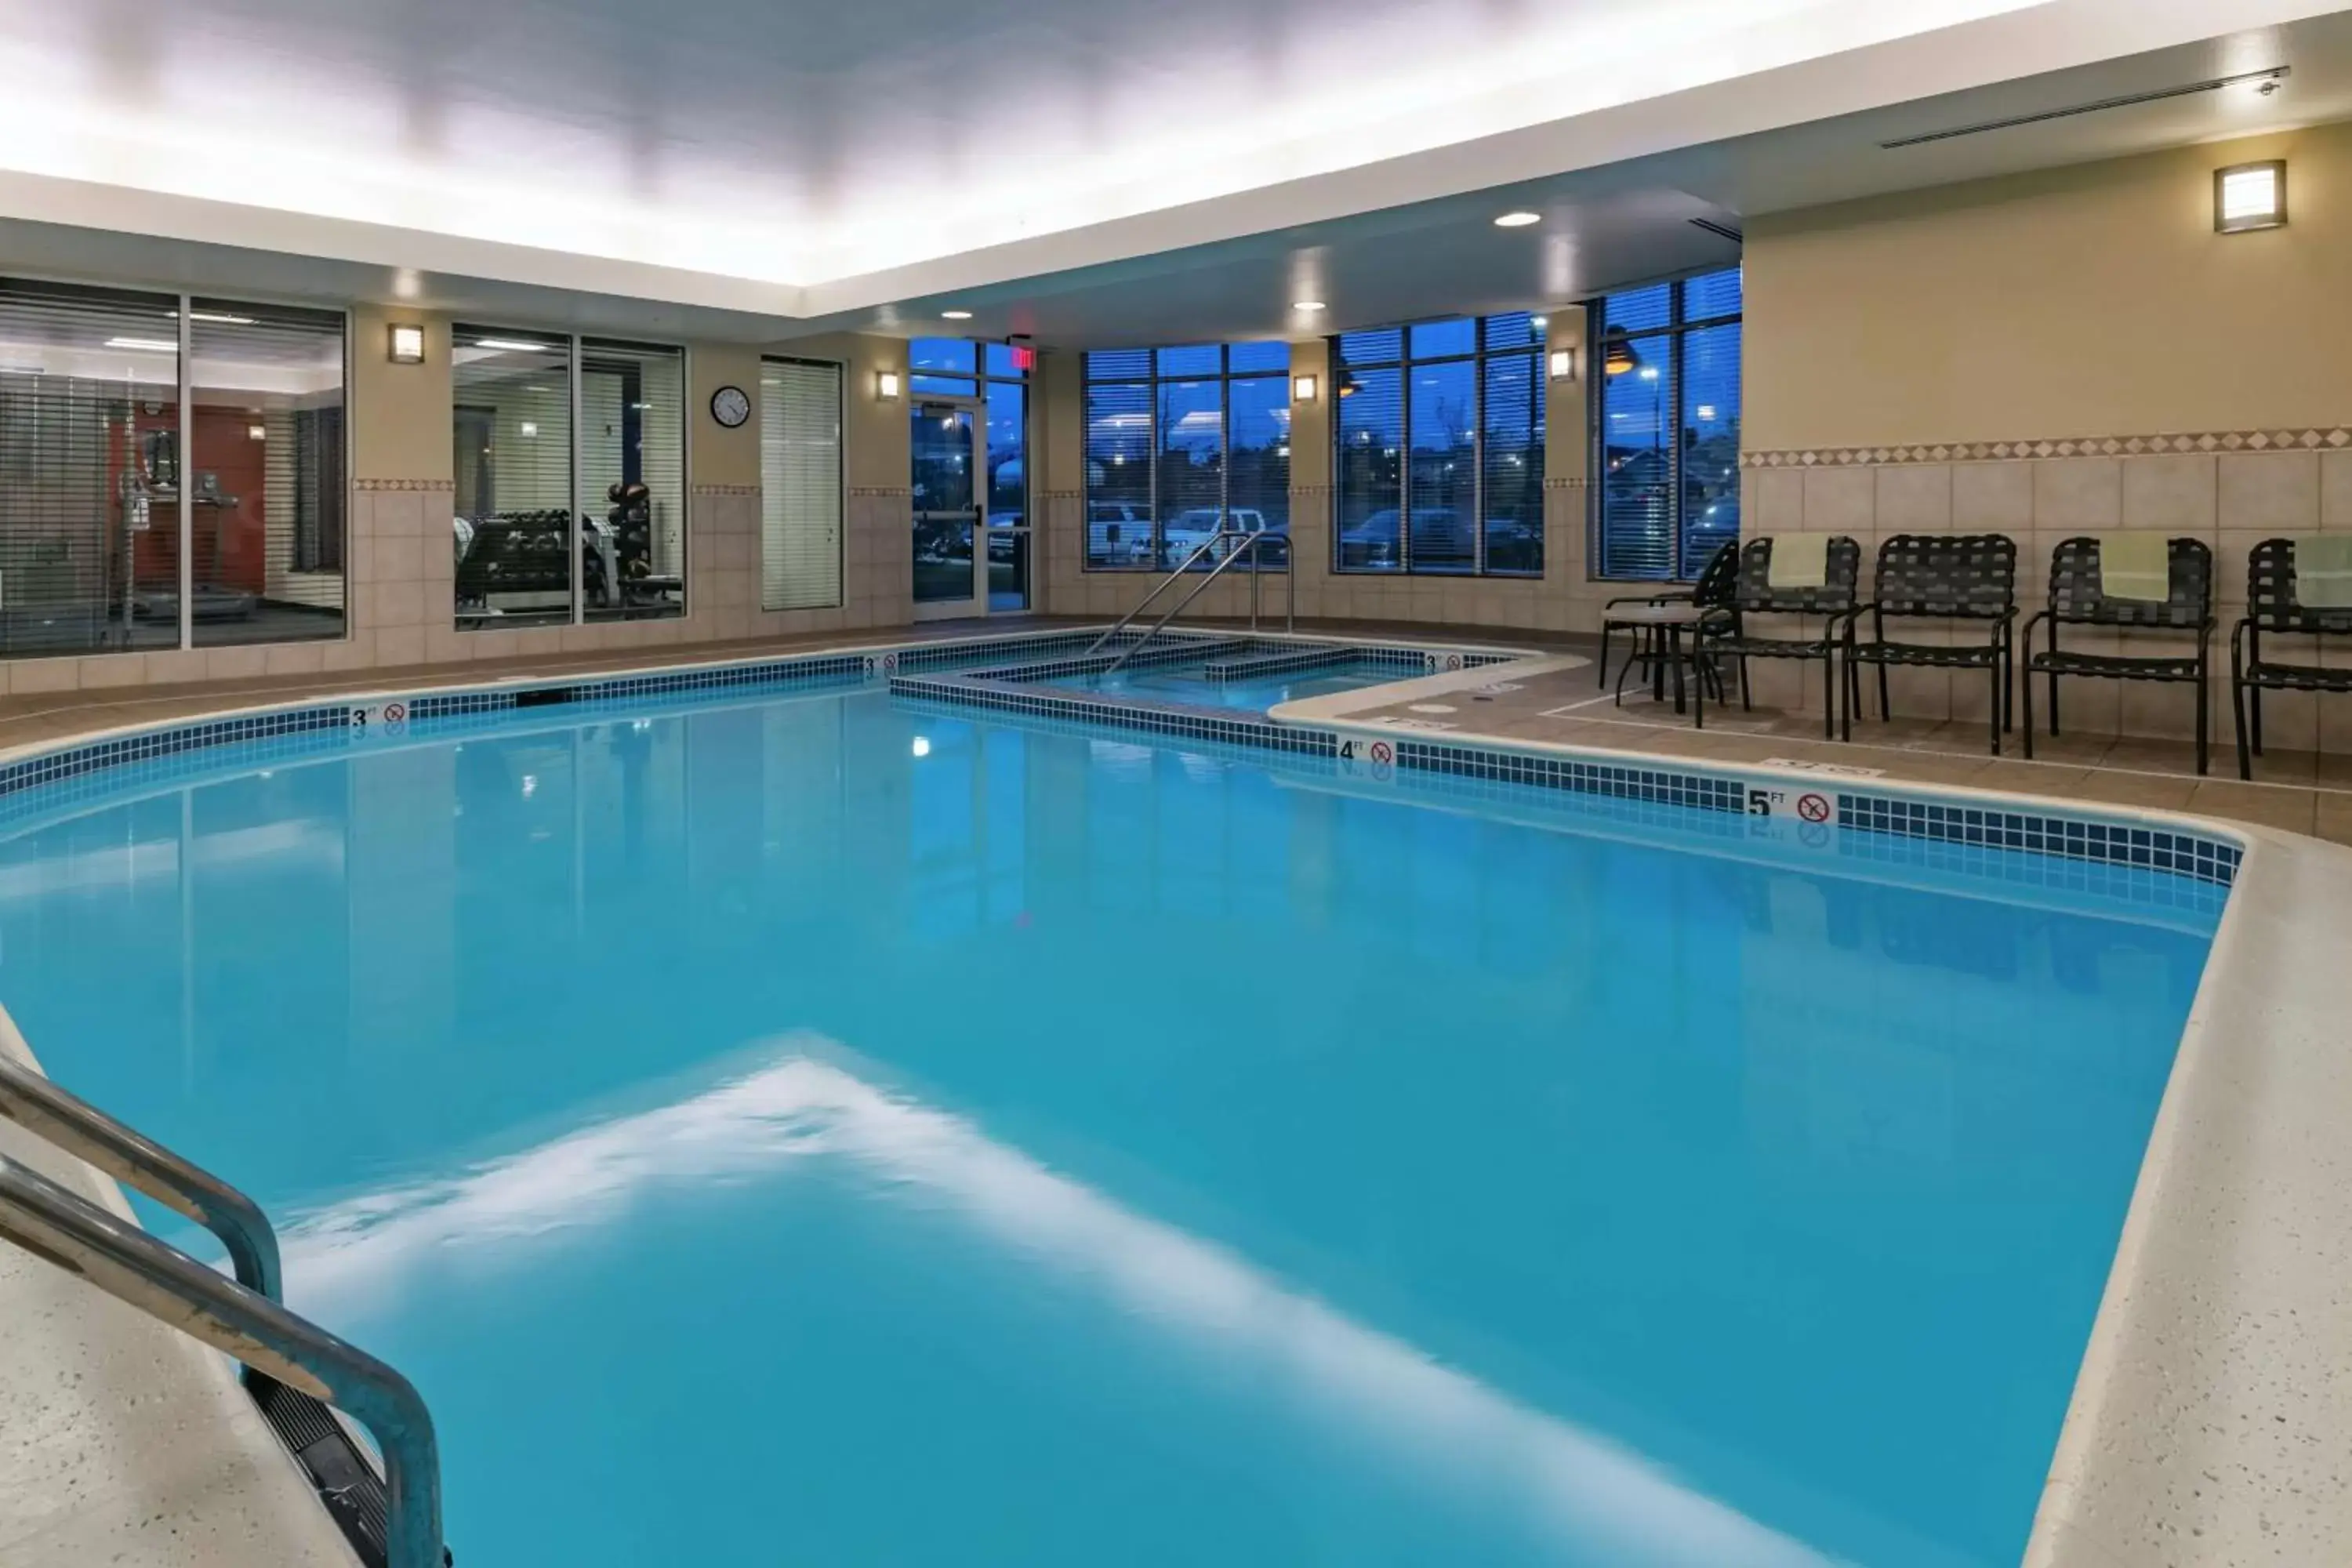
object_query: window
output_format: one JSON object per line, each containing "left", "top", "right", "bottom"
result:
{"left": 760, "top": 357, "right": 843, "bottom": 611}
{"left": 452, "top": 327, "right": 688, "bottom": 628}
{"left": 580, "top": 339, "right": 684, "bottom": 623}
{"left": 0, "top": 279, "right": 350, "bottom": 659}
{"left": 1332, "top": 314, "right": 1544, "bottom": 576}
{"left": 1083, "top": 343, "right": 1291, "bottom": 571}
{"left": 1591, "top": 267, "right": 1742, "bottom": 580}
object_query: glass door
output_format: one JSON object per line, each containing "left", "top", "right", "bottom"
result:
{"left": 912, "top": 400, "right": 982, "bottom": 618}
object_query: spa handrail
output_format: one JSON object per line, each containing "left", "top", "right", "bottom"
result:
{"left": 1101, "top": 529, "right": 1291, "bottom": 678}
{"left": 0, "top": 1051, "right": 281, "bottom": 1301}
{"left": 0, "top": 1148, "right": 447, "bottom": 1568}
{"left": 1082, "top": 529, "right": 1232, "bottom": 658}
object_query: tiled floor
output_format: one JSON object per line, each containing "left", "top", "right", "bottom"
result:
{"left": 1345, "top": 661, "right": 2352, "bottom": 847}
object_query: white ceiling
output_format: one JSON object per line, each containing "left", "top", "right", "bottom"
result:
{"left": 0, "top": 0, "right": 2343, "bottom": 343}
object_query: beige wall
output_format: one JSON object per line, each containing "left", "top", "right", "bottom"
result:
{"left": 350, "top": 307, "right": 451, "bottom": 484}
{"left": 1746, "top": 124, "right": 2352, "bottom": 451}
{"left": 1740, "top": 122, "right": 2352, "bottom": 753}
{"left": 691, "top": 343, "right": 763, "bottom": 492}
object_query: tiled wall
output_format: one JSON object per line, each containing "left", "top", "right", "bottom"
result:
{"left": 0, "top": 481, "right": 917, "bottom": 696}
{"left": 1740, "top": 447, "right": 2352, "bottom": 752}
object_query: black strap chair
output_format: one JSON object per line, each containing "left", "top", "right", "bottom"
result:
{"left": 2021, "top": 537, "right": 2214, "bottom": 773}
{"left": 1597, "top": 539, "right": 1739, "bottom": 692}
{"left": 1842, "top": 533, "right": 2019, "bottom": 754}
{"left": 2230, "top": 538, "right": 2352, "bottom": 779}
{"left": 1697, "top": 535, "right": 1861, "bottom": 739}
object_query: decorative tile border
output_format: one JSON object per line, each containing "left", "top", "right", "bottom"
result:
{"left": 690, "top": 484, "right": 761, "bottom": 496}
{"left": 1396, "top": 739, "right": 1748, "bottom": 814}
{"left": 354, "top": 478, "right": 456, "bottom": 492}
{"left": 848, "top": 486, "right": 916, "bottom": 498}
{"left": 1202, "top": 645, "right": 1360, "bottom": 683}
{"left": 890, "top": 673, "right": 1336, "bottom": 757}
{"left": 1838, "top": 791, "right": 2240, "bottom": 887}
{"left": 1744, "top": 428, "right": 2352, "bottom": 468}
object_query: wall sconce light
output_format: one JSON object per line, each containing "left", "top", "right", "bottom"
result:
{"left": 1293, "top": 374, "right": 1319, "bottom": 403}
{"left": 387, "top": 323, "right": 426, "bottom": 364}
{"left": 2216, "top": 159, "right": 2287, "bottom": 233}
{"left": 876, "top": 368, "right": 902, "bottom": 400}
{"left": 1547, "top": 348, "right": 1577, "bottom": 383}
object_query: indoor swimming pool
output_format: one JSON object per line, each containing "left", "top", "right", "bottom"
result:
{"left": 0, "top": 678, "right": 2219, "bottom": 1567}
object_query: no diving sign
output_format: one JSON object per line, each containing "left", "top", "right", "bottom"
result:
{"left": 1336, "top": 736, "right": 1397, "bottom": 783}
{"left": 350, "top": 699, "right": 410, "bottom": 735}
{"left": 1748, "top": 785, "right": 1838, "bottom": 847}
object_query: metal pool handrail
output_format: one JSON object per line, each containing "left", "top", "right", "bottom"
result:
{"left": 1102, "top": 530, "right": 1290, "bottom": 678}
{"left": 0, "top": 1051, "right": 281, "bottom": 1302}
{"left": 1082, "top": 529, "right": 1232, "bottom": 659}
{"left": 0, "top": 1149, "right": 448, "bottom": 1568}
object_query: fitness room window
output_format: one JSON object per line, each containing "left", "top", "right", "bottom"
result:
{"left": 760, "top": 357, "right": 844, "bottom": 612}
{"left": 452, "top": 328, "right": 688, "bottom": 630}
{"left": 582, "top": 339, "right": 684, "bottom": 623}
{"left": 0, "top": 278, "right": 349, "bottom": 660}
{"left": 1590, "top": 267, "right": 1742, "bottom": 581}
{"left": 187, "top": 301, "right": 349, "bottom": 646}
{"left": 1333, "top": 314, "right": 1544, "bottom": 576}
{"left": 1080, "top": 343, "right": 1290, "bottom": 572}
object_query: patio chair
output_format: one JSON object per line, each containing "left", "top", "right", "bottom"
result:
{"left": 2230, "top": 537, "right": 2352, "bottom": 779}
{"left": 1697, "top": 535, "right": 1862, "bottom": 739}
{"left": 1598, "top": 538, "right": 1739, "bottom": 694}
{"left": 1842, "top": 533, "right": 2019, "bottom": 754}
{"left": 2022, "top": 536, "right": 2214, "bottom": 774}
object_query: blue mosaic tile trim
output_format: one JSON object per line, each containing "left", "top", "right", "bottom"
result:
{"left": 1837, "top": 791, "right": 2241, "bottom": 887}
{"left": 0, "top": 705, "right": 350, "bottom": 802}
{"left": 1202, "top": 645, "right": 1361, "bottom": 683}
{"left": 892, "top": 631, "right": 1105, "bottom": 673}
{"left": 976, "top": 637, "right": 1254, "bottom": 686}
{"left": 1394, "top": 739, "right": 1749, "bottom": 814}
{"left": 0, "top": 724, "right": 354, "bottom": 831}
{"left": 890, "top": 673, "right": 1335, "bottom": 757}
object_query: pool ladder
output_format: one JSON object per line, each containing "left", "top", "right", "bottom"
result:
{"left": 0, "top": 1053, "right": 448, "bottom": 1568}
{"left": 1083, "top": 525, "right": 1296, "bottom": 677}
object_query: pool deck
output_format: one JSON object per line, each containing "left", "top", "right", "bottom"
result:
{"left": 0, "top": 619, "right": 2347, "bottom": 1566}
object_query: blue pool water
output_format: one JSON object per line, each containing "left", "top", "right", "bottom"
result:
{"left": 0, "top": 685, "right": 2216, "bottom": 1566}
{"left": 1039, "top": 654, "right": 1409, "bottom": 710}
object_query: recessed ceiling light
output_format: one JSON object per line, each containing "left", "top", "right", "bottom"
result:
{"left": 1292, "top": 299, "right": 1327, "bottom": 312}
{"left": 1494, "top": 211, "right": 1541, "bottom": 228}
{"left": 940, "top": 310, "right": 973, "bottom": 320}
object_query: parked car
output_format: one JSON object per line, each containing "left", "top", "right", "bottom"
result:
{"left": 1160, "top": 508, "right": 1285, "bottom": 568}
{"left": 1088, "top": 502, "right": 1153, "bottom": 565}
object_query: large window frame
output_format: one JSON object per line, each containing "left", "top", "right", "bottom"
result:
{"left": 449, "top": 326, "right": 690, "bottom": 630}
{"left": 1081, "top": 343, "right": 1291, "bottom": 572}
{"left": 0, "top": 274, "right": 352, "bottom": 659}
{"left": 1330, "top": 314, "right": 1547, "bottom": 579}
{"left": 1588, "top": 268, "right": 1743, "bottom": 582}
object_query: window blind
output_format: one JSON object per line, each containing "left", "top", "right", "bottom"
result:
{"left": 0, "top": 278, "right": 183, "bottom": 655}
{"left": 760, "top": 358, "right": 843, "bottom": 611}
